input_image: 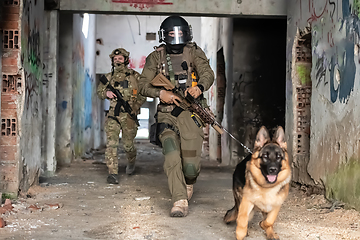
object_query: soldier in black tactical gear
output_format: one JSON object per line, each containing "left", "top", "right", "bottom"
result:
{"left": 139, "top": 16, "right": 214, "bottom": 217}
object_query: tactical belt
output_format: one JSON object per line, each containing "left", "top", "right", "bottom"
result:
{"left": 157, "top": 104, "right": 184, "bottom": 117}
{"left": 157, "top": 104, "right": 176, "bottom": 113}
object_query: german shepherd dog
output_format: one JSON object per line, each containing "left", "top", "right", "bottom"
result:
{"left": 224, "top": 126, "right": 291, "bottom": 240}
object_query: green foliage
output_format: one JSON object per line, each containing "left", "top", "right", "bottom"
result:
{"left": 296, "top": 65, "right": 311, "bottom": 85}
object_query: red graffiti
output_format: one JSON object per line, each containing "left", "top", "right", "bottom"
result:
{"left": 307, "top": 0, "right": 328, "bottom": 23}
{"left": 129, "top": 58, "right": 136, "bottom": 69}
{"left": 112, "top": 0, "right": 173, "bottom": 10}
{"left": 139, "top": 56, "right": 147, "bottom": 69}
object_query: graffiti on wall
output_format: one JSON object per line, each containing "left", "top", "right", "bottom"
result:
{"left": 84, "top": 69, "right": 93, "bottom": 130}
{"left": 21, "top": 0, "right": 42, "bottom": 112}
{"left": 298, "top": 0, "right": 359, "bottom": 103}
{"left": 111, "top": 0, "right": 173, "bottom": 10}
{"left": 24, "top": 72, "right": 39, "bottom": 113}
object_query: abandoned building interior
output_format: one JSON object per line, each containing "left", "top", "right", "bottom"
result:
{"left": 0, "top": 0, "right": 360, "bottom": 239}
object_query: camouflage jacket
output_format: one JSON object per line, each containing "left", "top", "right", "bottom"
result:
{"left": 97, "top": 67, "right": 146, "bottom": 115}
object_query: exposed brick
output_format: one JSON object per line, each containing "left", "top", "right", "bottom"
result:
{"left": 1, "top": 101, "right": 16, "bottom": 109}
{"left": 2, "top": 58, "right": 17, "bottom": 66}
{"left": 1, "top": 94, "right": 17, "bottom": 103}
{"left": 1, "top": 118, "right": 17, "bottom": 136}
{"left": 1, "top": 14, "right": 19, "bottom": 22}
{"left": 0, "top": 136, "right": 17, "bottom": 146}
{"left": 0, "top": 21, "right": 18, "bottom": 29}
{"left": 1, "top": 50, "right": 19, "bottom": 58}
{"left": 0, "top": 181, "right": 18, "bottom": 193}
{"left": 1, "top": 65, "right": 18, "bottom": 74}
{"left": 0, "top": 146, "right": 17, "bottom": 161}
{"left": 0, "top": 109, "right": 16, "bottom": 118}
{"left": 0, "top": 163, "right": 17, "bottom": 182}
{"left": 2, "top": 6, "right": 20, "bottom": 14}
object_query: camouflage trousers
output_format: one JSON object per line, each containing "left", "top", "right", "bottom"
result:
{"left": 105, "top": 113, "right": 138, "bottom": 175}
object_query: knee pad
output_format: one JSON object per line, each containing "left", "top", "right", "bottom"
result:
{"left": 183, "top": 162, "right": 199, "bottom": 180}
{"left": 162, "top": 138, "right": 178, "bottom": 155}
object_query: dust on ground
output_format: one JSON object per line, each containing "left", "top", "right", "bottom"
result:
{"left": 0, "top": 141, "right": 359, "bottom": 240}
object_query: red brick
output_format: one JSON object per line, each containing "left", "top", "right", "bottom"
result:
{"left": 0, "top": 21, "right": 18, "bottom": 29}
{"left": 2, "top": 50, "right": 20, "bottom": 58}
{"left": 0, "top": 109, "right": 17, "bottom": 118}
{"left": 1, "top": 94, "right": 17, "bottom": 103}
{"left": 0, "top": 163, "right": 17, "bottom": 181}
{"left": 2, "top": 58, "right": 17, "bottom": 66}
{"left": 2, "top": 6, "right": 20, "bottom": 14}
{"left": 0, "top": 146, "right": 17, "bottom": 160}
{"left": 0, "top": 136, "right": 17, "bottom": 146}
{"left": 1, "top": 101, "right": 17, "bottom": 109}
{"left": 1, "top": 65, "right": 18, "bottom": 74}
{"left": 2, "top": 14, "right": 19, "bottom": 22}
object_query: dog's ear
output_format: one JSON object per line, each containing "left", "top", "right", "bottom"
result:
{"left": 273, "top": 126, "right": 287, "bottom": 149}
{"left": 254, "top": 126, "right": 270, "bottom": 149}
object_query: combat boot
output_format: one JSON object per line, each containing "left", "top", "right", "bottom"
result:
{"left": 126, "top": 162, "right": 135, "bottom": 175}
{"left": 186, "top": 184, "right": 193, "bottom": 201}
{"left": 107, "top": 174, "right": 119, "bottom": 184}
{"left": 170, "top": 199, "right": 188, "bottom": 217}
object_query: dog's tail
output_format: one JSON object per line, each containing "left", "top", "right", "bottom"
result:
{"left": 223, "top": 205, "right": 237, "bottom": 223}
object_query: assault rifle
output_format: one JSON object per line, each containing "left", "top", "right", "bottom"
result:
{"left": 150, "top": 74, "right": 252, "bottom": 154}
{"left": 100, "top": 75, "right": 139, "bottom": 125}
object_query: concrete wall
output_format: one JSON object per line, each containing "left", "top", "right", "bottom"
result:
{"left": 219, "top": 18, "right": 234, "bottom": 166}
{"left": 57, "top": 13, "right": 73, "bottom": 166}
{"left": 19, "top": 0, "right": 45, "bottom": 191}
{"left": 200, "top": 17, "right": 219, "bottom": 161}
{"left": 287, "top": 0, "right": 360, "bottom": 210}
{"left": 95, "top": 15, "right": 201, "bottom": 75}
{"left": 59, "top": 0, "right": 287, "bottom": 16}
{"left": 71, "top": 14, "right": 98, "bottom": 158}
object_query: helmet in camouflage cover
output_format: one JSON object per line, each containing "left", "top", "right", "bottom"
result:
{"left": 109, "top": 48, "right": 130, "bottom": 65}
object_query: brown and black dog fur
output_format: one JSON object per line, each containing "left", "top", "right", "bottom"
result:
{"left": 224, "top": 126, "right": 291, "bottom": 240}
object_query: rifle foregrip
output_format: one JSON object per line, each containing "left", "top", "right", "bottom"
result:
{"left": 212, "top": 124, "right": 224, "bottom": 134}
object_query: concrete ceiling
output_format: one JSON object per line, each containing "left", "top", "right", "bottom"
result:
{"left": 58, "top": 0, "right": 286, "bottom": 17}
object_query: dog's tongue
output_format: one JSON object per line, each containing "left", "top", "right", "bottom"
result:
{"left": 267, "top": 175, "right": 277, "bottom": 183}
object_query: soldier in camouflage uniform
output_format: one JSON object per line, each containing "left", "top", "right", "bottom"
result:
{"left": 97, "top": 48, "right": 146, "bottom": 184}
{"left": 139, "top": 16, "right": 214, "bottom": 217}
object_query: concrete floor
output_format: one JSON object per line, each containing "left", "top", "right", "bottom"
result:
{"left": 1, "top": 141, "right": 360, "bottom": 240}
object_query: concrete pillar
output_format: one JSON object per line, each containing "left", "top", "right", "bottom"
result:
{"left": 221, "top": 18, "right": 233, "bottom": 166}
{"left": 57, "top": 13, "right": 73, "bottom": 166}
{"left": 43, "top": 10, "right": 59, "bottom": 175}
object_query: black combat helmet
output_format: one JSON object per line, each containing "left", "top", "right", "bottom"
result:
{"left": 159, "top": 16, "right": 193, "bottom": 45}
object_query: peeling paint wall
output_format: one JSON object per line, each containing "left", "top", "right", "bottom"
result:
{"left": 200, "top": 17, "right": 219, "bottom": 162}
{"left": 288, "top": 0, "right": 360, "bottom": 210}
{"left": 57, "top": 13, "right": 73, "bottom": 165}
{"left": 19, "top": 0, "right": 45, "bottom": 191}
{"left": 72, "top": 14, "right": 98, "bottom": 158}
{"left": 95, "top": 15, "right": 201, "bottom": 75}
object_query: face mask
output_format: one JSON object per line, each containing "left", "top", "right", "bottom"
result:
{"left": 166, "top": 44, "right": 186, "bottom": 54}
{"left": 114, "top": 62, "right": 126, "bottom": 72}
